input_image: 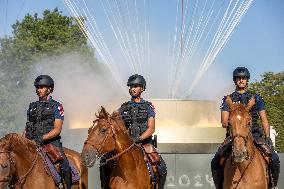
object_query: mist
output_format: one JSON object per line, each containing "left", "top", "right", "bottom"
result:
{"left": 5, "top": 49, "right": 235, "bottom": 151}
{"left": 8, "top": 53, "right": 126, "bottom": 144}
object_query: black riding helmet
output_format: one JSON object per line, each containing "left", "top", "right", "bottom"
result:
{"left": 34, "top": 75, "right": 54, "bottom": 92}
{"left": 233, "top": 67, "right": 250, "bottom": 81}
{"left": 127, "top": 74, "right": 146, "bottom": 90}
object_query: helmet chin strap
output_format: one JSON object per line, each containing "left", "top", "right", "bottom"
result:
{"left": 129, "top": 89, "right": 142, "bottom": 99}
{"left": 236, "top": 83, "right": 248, "bottom": 92}
{"left": 37, "top": 87, "right": 52, "bottom": 101}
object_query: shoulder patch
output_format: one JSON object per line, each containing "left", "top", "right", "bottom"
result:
{"left": 58, "top": 104, "right": 64, "bottom": 116}
{"left": 147, "top": 101, "right": 156, "bottom": 113}
{"left": 221, "top": 95, "right": 227, "bottom": 103}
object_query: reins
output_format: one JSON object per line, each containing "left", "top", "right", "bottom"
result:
{"left": 0, "top": 151, "right": 15, "bottom": 184}
{"left": 15, "top": 152, "right": 39, "bottom": 186}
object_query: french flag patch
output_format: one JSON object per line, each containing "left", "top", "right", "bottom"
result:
{"left": 58, "top": 104, "right": 64, "bottom": 116}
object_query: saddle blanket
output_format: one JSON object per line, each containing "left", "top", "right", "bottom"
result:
{"left": 38, "top": 147, "right": 80, "bottom": 186}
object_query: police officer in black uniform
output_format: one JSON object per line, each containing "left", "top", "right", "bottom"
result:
{"left": 120, "top": 74, "right": 167, "bottom": 189}
{"left": 211, "top": 67, "right": 280, "bottom": 189}
{"left": 25, "top": 75, "right": 72, "bottom": 189}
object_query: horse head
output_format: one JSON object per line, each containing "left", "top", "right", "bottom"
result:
{"left": 0, "top": 134, "right": 19, "bottom": 189}
{"left": 226, "top": 95, "right": 255, "bottom": 162}
{"left": 0, "top": 133, "right": 38, "bottom": 189}
{"left": 82, "top": 107, "right": 130, "bottom": 167}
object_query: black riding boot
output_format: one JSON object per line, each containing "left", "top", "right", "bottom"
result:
{"left": 270, "top": 151, "right": 280, "bottom": 187}
{"left": 157, "top": 157, "right": 167, "bottom": 189}
{"left": 63, "top": 169, "right": 72, "bottom": 189}
{"left": 100, "top": 165, "right": 110, "bottom": 189}
{"left": 211, "top": 155, "right": 223, "bottom": 189}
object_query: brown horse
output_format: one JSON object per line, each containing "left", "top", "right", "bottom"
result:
{"left": 0, "top": 146, "right": 16, "bottom": 189}
{"left": 0, "top": 133, "right": 88, "bottom": 189}
{"left": 223, "top": 96, "right": 269, "bottom": 189}
{"left": 82, "top": 107, "right": 151, "bottom": 189}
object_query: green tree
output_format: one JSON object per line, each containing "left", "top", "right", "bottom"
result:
{"left": 249, "top": 71, "right": 284, "bottom": 152}
{"left": 0, "top": 8, "right": 94, "bottom": 136}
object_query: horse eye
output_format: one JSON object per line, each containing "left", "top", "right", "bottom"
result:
{"left": 100, "top": 128, "right": 107, "bottom": 133}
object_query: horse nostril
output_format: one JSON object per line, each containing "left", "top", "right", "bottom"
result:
{"left": 0, "top": 163, "right": 7, "bottom": 169}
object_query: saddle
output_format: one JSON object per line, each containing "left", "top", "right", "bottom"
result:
{"left": 141, "top": 143, "right": 161, "bottom": 189}
{"left": 254, "top": 137, "right": 272, "bottom": 157}
{"left": 253, "top": 137, "right": 271, "bottom": 165}
{"left": 43, "top": 144, "right": 64, "bottom": 164}
{"left": 142, "top": 143, "right": 161, "bottom": 164}
{"left": 37, "top": 145, "right": 80, "bottom": 187}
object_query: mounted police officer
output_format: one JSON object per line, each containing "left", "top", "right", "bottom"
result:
{"left": 119, "top": 74, "right": 167, "bottom": 189}
{"left": 25, "top": 75, "right": 72, "bottom": 189}
{"left": 100, "top": 74, "right": 167, "bottom": 189}
{"left": 211, "top": 67, "right": 280, "bottom": 189}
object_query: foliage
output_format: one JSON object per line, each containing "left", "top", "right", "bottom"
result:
{"left": 0, "top": 8, "right": 94, "bottom": 136}
{"left": 249, "top": 71, "right": 284, "bottom": 152}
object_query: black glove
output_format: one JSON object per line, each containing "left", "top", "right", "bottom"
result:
{"left": 133, "top": 136, "right": 141, "bottom": 143}
{"left": 265, "top": 137, "right": 273, "bottom": 148}
{"left": 34, "top": 135, "right": 44, "bottom": 145}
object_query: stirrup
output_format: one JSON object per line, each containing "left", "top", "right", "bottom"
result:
{"left": 58, "top": 183, "right": 64, "bottom": 189}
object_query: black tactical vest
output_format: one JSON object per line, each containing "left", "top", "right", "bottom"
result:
{"left": 229, "top": 91, "right": 263, "bottom": 137}
{"left": 120, "top": 101, "right": 152, "bottom": 143}
{"left": 25, "top": 99, "right": 60, "bottom": 139}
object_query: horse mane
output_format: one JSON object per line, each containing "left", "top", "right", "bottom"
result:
{"left": 95, "top": 106, "right": 110, "bottom": 120}
{"left": 230, "top": 103, "right": 248, "bottom": 115}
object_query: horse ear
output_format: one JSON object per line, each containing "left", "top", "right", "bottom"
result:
{"left": 246, "top": 96, "right": 255, "bottom": 111}
{"left": 225, "top": 95, "right": 234, "bottom": 109}
{"left": 99, "top": 106, "right": 109, "bottom": 119}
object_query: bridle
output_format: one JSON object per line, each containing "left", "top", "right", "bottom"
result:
{"left": 231, "top": 134, "right": 249, "bottom": 160}
{"left": 84, "top": 118, "right": 135, "bottom": 165}
{"left": 0, "top": 148, "right": 38, "bottom": 187}
{"left": 228, "top": 109, "right": 254, "bottom": 162}
{"left": 229, "top": 121, "right": 256, "bottom": 188}
{"left": 231, "top": 133, "right": 256, "bottom": 189}
{"left": 0, "top": 151, "right": 16, "bottom": 186}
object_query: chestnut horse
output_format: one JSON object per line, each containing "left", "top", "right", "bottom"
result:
{"left": 0, "top": 133, "right": 88, "bottom": 189}
{"left": 223, "top": 96, "right": 268, "bottom": 189}
{"left": 82, "top": 107, "right": 151, "bottom": 189}
{"left": 0, "top": 146, "right": 16, "bottom": 189}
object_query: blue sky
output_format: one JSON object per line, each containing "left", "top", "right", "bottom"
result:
{"left": 0, "top": 0, "right": 283, "bottom": 99}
